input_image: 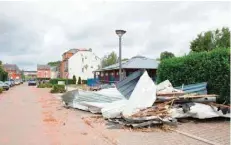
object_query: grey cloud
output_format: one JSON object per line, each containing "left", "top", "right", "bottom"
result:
{"left": 0, "top": 1, "right": 230, "bottom": 70}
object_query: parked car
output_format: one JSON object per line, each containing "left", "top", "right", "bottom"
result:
{"left": 0, "top": 81, "right": 10, "bottom": 91}
{"left": 4, "top": 81, "right": 13, "bottom": 87}
{"left": 14, "top": 79, "right": 21, "bottom": 85}
{"left": 20, "top": 79, "right": 23, "bottom": 84}
{"left": 9, "top": 79, "right": 15, "bottom": 86}
{"left": 28, "top": 79, "right": 37, "bottom": 86}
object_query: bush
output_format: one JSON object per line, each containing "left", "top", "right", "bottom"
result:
{"left": 78, "top": 77, "right": 81, "bottom": 84}
{"left": 73, "top": 75, "right": 77, "bottom": 84}
{"left": 0, "top": 87, "right": 3, "bottom": 93}
{"left": 157, "top": 48, "right": 230, "bottom": 104}
{"left": 37, "top": 83, "right": 53, "bottom": 88}
{"left": 50, "top": 84, "right": 66, "bottom": 93}
{"left": 49, "top": 79, "right": 75, "bottom": 85}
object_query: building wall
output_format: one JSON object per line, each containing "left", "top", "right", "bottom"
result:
{"left": 37, "top": 69, "right": 51, "bottom": 78}
{"left": 68, "top": 51, "right": 100, "bottom": 81}
{"left": 7, "top": 70, "right": 21, "bottom": 80}
{"left": 96, "top": 69, "right": 157, "bottom": 83}
{"left": 60, "top": 52, "right": 74, "bottom": 78}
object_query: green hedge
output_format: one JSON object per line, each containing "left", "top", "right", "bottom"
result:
{"left": 0, "top": 87, "right": 3, "bottom": 93}
{"left": 157, "top": 48, "right": 230, "bottom": 104}
{"left": 49, "top": 79, "right": 75, "bottom": 85}
{"left": 0, "top": 69, "right": 8, "bottom": 81}
{"left": 50, "top": 84, "right": 66, "bottom": 93}
{"left": 37, "top": 83, "right": 53, "bottom": 88}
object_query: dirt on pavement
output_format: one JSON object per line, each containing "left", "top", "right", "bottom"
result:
{"left": 0, "top": 84, "right": 230, "bottom": 145}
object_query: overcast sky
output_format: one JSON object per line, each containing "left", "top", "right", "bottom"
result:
{"left": 0, "top": 1, "right": 230, "bottom": 70}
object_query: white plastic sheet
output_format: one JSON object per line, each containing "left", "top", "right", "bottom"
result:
{"left": 169, "top": 103, "right": 230, "bottom": 119}
{"left": 122, "top": 71, "right": 157, "bottom": 117}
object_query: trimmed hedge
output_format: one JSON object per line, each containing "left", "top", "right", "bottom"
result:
{"left": 37, "top": 83, "right": 53, "bottom": 88}
{"left": 49, "top": 79, "right": 75, "bottom": 85}
{"left": 157, "top": 48, "right": 230, "bottom": 104}
{"left": 50, "top": 84, "right": 66, "bottom": 93}
{"left": 0, "top": 69, "right": 8, "bottom": 81}
{"left": 0, "top": 87, "right": 3, "bottom": 93}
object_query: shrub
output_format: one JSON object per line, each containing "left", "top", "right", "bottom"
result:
{"left": 157, "top": 48, "right": 230, "bottom": 104}
{"left": 78, "top": 77, "right": 81, "bottom": 84}
{"left": 49, "top": 79, "right": 75, "bottom": 85}
{"left": 73, "top": 75, "right": 77, "bottom": 84}
{"left": 50, "top": 84, "right": 66, "bottom": 93}
{"left": 0, "top": 87, "right": 3, "bottom": 93}
{"left": 37, "top": 83, "right": 53, "bottom": 88}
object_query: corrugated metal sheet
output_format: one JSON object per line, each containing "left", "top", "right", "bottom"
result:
{"left": 175, "top": 82, "right": 207, "bottom": 95}
{"left": 116, "top": 70, "right": 144, "bottom": 99}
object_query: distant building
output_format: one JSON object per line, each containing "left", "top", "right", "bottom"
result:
{"left": 3, "top": 64, "right": 21, "bottom": 80}
{"left": 68, "top": 48, "right": 101, "bottom": 80}
{"left": 37, "top": 65, "right": 51, "bottom": 79}
{"left": 94, "top": 56, "right": 159, "bottom": 83}
{"left": 23, "top": 71, "right": 37, "bottom": 80}
{"left": 60, "top": 49, "right": 79, "bottom": 78}
{"left": 50, "top": 66, "right": 59, "bottom": 79}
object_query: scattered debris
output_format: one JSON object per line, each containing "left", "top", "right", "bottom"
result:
{"left": 81, "top": 132, "right": 88, "bottom": 135}
{"left": 61, "top": 70, "right": 230, "bottom": 130}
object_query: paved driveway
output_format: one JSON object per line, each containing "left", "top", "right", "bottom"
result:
{"left": 0, "top": 84, "right": 229, "bottom": 145}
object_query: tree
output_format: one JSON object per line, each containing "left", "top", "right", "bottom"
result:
{"left": 160, "top": 51, "right": 175, "bottom": 60}
{"left": 78, "top": 77, "right": 81, "bottom": 84}
{"left": 122, "top": 58, "right": 129, "bottom": 61}
{"left": 101, "top": 51, "right": 118, "bottom": 67}
{"left": 73, "top": 75, "right": 77, "bottom": 84}
{"left": 47, "top": 61, "right": 61, "bottom": 67}
{"left": 190, "top": 27, "right": 230, "bottom": 52}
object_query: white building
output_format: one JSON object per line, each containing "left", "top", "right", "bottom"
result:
{"left": 68, "top": 49, "right": 101, "bottom": 81}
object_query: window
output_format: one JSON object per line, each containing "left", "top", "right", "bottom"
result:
{"left": 82, "top": 68, "right": 84, "bottom": 73}
{"left": 91, "top": 66, "right": 93, "bottom": 68}
{"left": 82, "top": 58, "right": 84, "bottom": 63}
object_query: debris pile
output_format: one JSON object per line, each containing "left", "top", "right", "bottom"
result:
{"left": 61, "top": 70, "right": 230, "bottom": 129}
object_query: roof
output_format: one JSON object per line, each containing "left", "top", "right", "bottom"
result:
{"left": 37, "top": 65, "right": 50, "bottom": 70}
{"left": 95, "top": 56, "right": 159, "bottom": 71}
{"left": 3, "top": 64, "right": 20, "bottom": 71}
{"left": 63, "top": 48, "right": 91, "bottom": 55}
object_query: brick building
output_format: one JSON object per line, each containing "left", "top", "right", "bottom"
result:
{"left": 3, "top": 64, "right": 21, "bottom": 80}
{"left": 60, "top": 49, "right": 80, "bottom": 78}
{"left": 37, "top": 65, "right": 51, "bottom": 79}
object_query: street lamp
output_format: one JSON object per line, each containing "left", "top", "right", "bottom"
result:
{"left": 115, "top": 29, "right": 126, "bottom": 81}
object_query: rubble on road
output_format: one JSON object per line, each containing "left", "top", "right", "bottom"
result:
{"left": 60, "top": 70, "right": 230, "bottom": 130}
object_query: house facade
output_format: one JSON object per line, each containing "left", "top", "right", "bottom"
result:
{"left": 68, "top": 48, "right": 101, "bottom": 80}
{"left": 3, "top": 64, "right": 21, "bottom": 80}
{"left": 37, "top": 65, "right": 51, "bottom": 79}
{"left": 60, "top": 49, "right": 79, "bottom": 78}
{"left": 94, "top": 56, "right": 159, "bottom": 83}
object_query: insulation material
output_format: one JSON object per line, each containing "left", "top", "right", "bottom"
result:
{"left": 122, "top": 71, "right": 157, "bottom": 117}
{"left": 169, "top": 103, "right": 230, "bottom": 119}
{"left": 157, "top": 80, "right": 183, "bottom": 93}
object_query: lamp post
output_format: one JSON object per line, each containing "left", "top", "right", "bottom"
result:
{"left": 115, "top": 29, "right": 126, "bottom": 81}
